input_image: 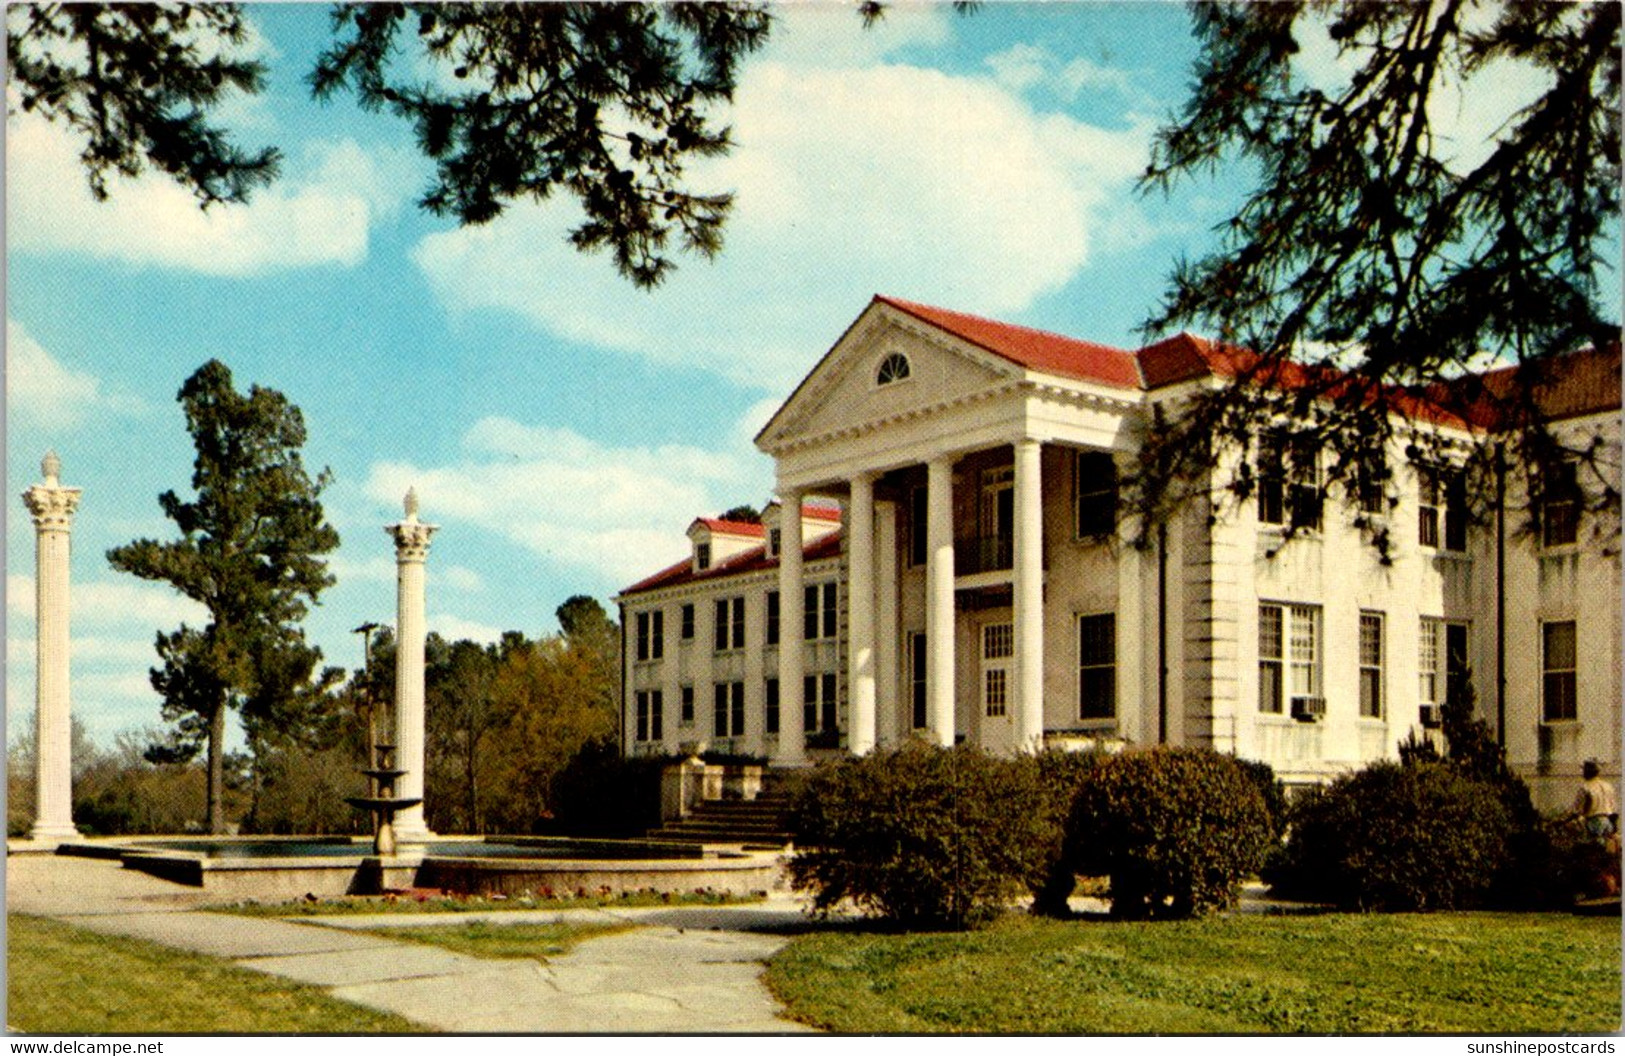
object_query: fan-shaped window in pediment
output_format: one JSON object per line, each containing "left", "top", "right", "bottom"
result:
{"left": 876, "top": 352, "right": 912, "bottom": 386}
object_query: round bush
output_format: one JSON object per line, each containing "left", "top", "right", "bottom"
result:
{"left": 1270, "top": 760, "right": 1513, "bottom": 911}
{"left": 1066, "top": 747, "right": 1273, "bottom": 920}
{"left": 788, "top": 743, "right": 1053, "bottom": 929}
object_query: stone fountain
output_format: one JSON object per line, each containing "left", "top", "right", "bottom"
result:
{"left": 347, "top": 742, "right": 421, "bottom": 858}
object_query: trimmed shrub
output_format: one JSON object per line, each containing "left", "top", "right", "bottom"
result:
{"left": 550, "top": 737, "right": 670, "bottom": 837}
{"left": 788, "top": 743, "right": 1053, "bottom": 929}
{"left": 1026, "top": 749, "right": 1108, "bottom": 917}
{"left": 1268, "top": 760, "right": 1514, "bottom": 911}
{"left": 1230, "top": 756, "right": 1288, "bottom": 841}
{"left": 1066, "top": 747, "right": 1273, "bottom": 920}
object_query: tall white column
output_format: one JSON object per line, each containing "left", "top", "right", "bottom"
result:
{"left": 1014, "top": 439, "right": 1046, "bottom": 752}
{"left": 24, "top": 452, "right": 81, "bottom": 843}
{"left": 926, "top": 457, "right": 957, "bottom": 746}
{"left": 874, "top": 499, "right": 899, "bottom": 747}
{"left": 847, "top": 473, "right": 878, "bottom": 754}
{"left": 387, "top": 488, "right": 438, "bottom": 841}
{"left": 773, "top": 490, "right": 806, "bottom": 766}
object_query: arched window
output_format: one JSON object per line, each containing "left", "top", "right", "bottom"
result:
{"left": 876, "top": 352, "right": 911, "bottom": 385}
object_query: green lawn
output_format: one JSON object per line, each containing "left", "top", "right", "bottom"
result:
{"left": 222, "top": 889, "right": 761, "bottom": 917}
{"left": 351, "top": 919, "right": 636, "bottom": 961}
{"left": 766, "top": 911, "right": 1623, "bottom": 1034}
{"left": 7, "top": 914, "right": 423, "bottom": 1034}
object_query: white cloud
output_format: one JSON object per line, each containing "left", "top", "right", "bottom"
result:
{"left": 410, "top": 13, "right": 1153, "bottom": 391}
{"left": 440, "top": 565, "right": 484, "bottom": 593}
{"left": 6, "top": 103, "right": 413, "bottom": 275}
{"left": 428, "top": 613, "right": 505, "bottom": 645}
{"left": 363, "top": 415, "right": 771, "bottom": 586}
{"left": 6, "top": 319, "right": 147, "bottom": 429}
{"left": 985, "top": 43, "right": 1143, "bottom": 107}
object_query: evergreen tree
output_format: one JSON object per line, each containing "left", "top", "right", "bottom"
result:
{"left": 108, "top": 360, "right": 340, "bottom": 834}
{"left": 1132, "top": 1, "right": 1620, "bottom": 544}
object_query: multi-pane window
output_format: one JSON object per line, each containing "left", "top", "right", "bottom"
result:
{"left": 1078, "top": 613, "right": 1116, "bottom": 720}
{"left": 713, "top": 681, "right": 744, "bottom": 737}
{"left": 803, "top": 672, "right": 838, "bottom": 737}
{"left": 765, "top": 678, "right": 780, "bottom": 735}
{"left": 680, "top": 603, "right": 695, "bottom": 641}
{"left": 984, "top": 669, "right": 1008, "bottom": 717}
{"left": 1355, "top": 461, "right": 1386, "bottom": 515}
{"left": 635, "top": 690, "right": 663, "bottom": 742}
{"left": 680, "top": 685, "right": 694, "bottom": 724}
{"left": 769, "top": 528, "right": 783, "bottom": 557}
{"left": 1419, "top": 618, "right": 1469, "bottom": 722}
{"left": 1075, "top": 451, "right": 1118, "bottom": 538}
{"left": 1542, "top": 621, "right": 1577, "bottom": 722}
{"left": 909, "top": 486, "right": 928, "bottom": 567}
{"left": 983, "top": 623, "right": 1012, "bottom": 719}
{"left": 696, "top": 542, "right": 712, "bottom": 570}
{"left": 1258, "top": 437, "right": 1321, "bottom": 530}
{"left": 1359, "top": 612, "right": 1384, "bottom": 718}
{"left": 804, "top": 581, "right": 837, "bottom": 640}
{"left": 635, "top": 610, "right": 663, "bottom": 661}
{"left": 713, "top": 596, "right": 745, "bottom": 652}
{"left": 1259, "top": 603, "right": 1320, "bottom": 712}
{"left": 1541, "top": 460, "right": 1580, "bottom": 548}
{"left": 766, "top": 590, "right": 780, "bottom": 646}
{"left": 910, "top": 632, "right": 928, "bottom": 729}
{"left": 1418, "top": 467, "right": 1467, "bottom": 551}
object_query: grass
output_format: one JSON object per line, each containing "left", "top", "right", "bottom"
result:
{"left": 7, "top": 914, "right": 423, "bottom": 1034}
{"left": 765, "top": 911, "right": 1623, "bottom": 1034}
{"left": 351, "top": 920, "right": 637, "bottom": 962}
{"left": 221, "top": 889, "right": 763, "bottom": 917}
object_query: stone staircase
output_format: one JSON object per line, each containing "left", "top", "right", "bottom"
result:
{"left": 645, "top": 777, "right": 795, "bottom": 847}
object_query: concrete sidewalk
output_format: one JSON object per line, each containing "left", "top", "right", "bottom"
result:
{"left": 6, "top": 854, "right": 815, "bottom": 1033}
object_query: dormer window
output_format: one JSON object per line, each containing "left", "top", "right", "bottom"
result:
{"left": 876, "top": 352, "right": 911, "bottom": 385}
{"left": 696, "top": 542, "right": 712, "bottom": 570}
{"left": 768, "top": 528, "right": 782, "bottom": 557}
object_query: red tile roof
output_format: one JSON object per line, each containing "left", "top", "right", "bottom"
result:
{"left": 1451, "top": 341, "right": 1622, "bottom": 426}
{"left": 691, "top": 518, "right": 766, "bottom": 538}
{"left": 621, "top": 530, "right": 845, "bottom": 598}
{"left": 877, "top": 296, "right": 1143, "bottom": 389}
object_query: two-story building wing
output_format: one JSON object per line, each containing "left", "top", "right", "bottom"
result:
{"left": 617, "top": 296, "right": 1620, "bottom": 809}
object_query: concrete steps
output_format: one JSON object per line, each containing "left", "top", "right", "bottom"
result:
{"left": 646, "top": 787, "right": 795, "bottom": 847}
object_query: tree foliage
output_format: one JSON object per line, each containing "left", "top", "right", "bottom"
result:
{"left": 1131, "top": 0, "right": 1620, "bottom": 548}
{"left": 107, "top": 360, "right": 341, "bottom": 834}
{"left": 6, "top": 3, "right": 279, "bottom": 205}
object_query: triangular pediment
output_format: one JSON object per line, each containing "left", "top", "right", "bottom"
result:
{"left": 757, "top": 300, "right": 1019, "bottom": 453}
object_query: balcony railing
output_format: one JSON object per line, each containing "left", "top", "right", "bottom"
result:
{"left": 955, "top": 535, "right": 1012, "bottom": 575}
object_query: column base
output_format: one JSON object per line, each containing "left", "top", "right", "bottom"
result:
{"left": 389, "top": 823, "right": 437, "bottom": 845}
{"left": 25, "top": 822, "right": 81, "bottom": 846}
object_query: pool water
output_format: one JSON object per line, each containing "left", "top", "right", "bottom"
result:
{"left": 130, "top": 838, "right": 705, "bottom": 861}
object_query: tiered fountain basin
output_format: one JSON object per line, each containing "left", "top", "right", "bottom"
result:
{"left": 59, "top": 836, "right": 782, "bottom": 900}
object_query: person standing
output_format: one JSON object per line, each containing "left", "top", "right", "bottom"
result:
{"left": 1572, "top": 760, "right": 1619, "bottom": 840}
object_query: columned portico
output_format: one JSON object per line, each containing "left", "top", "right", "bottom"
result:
{"left": 847, "top": 472, "right": 878, "bottom": 754}
{"left": 774, "top": 489, "right": 807, "bottom": 766}
{"left": 925, "top": 456, "right": 956, "bottom": 746}
{"left": 1013, "top": 438, "right": 1045, "bottom": 751}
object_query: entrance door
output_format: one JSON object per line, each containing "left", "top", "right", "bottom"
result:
{"left": 980, "top": 621, "right": 1014, "bottom": 752}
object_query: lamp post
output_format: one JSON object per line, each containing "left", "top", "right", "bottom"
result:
{"left": 353, "top": 621, "right": 381, "bottom": 831}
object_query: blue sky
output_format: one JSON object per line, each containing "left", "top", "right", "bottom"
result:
{"left": 4, "top": 3, "right": 1581, "bottom": 748}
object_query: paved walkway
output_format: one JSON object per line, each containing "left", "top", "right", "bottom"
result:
{"left": 6, "top": 854, "right": 816, "bottom": 1033}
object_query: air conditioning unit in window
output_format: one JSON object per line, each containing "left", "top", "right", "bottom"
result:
{"left": 1290, "top": 696, "right": 1326, "bottom": 722}
{"left": 1419, "top": 704, "right": 1442, "bottom": 729}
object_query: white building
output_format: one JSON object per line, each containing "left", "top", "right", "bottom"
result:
{"left": 618, "top": 296, "right": 1620, "bottom": 809}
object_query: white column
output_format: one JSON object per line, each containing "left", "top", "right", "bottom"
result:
{"left": 773, "top": 490, "right": 806, "bottom": 766}
{"left": 874, "top": 499, "right": 899, "bottom": 747}
{"left": 24, "top": 452, "right": 81, "bottom": 843}
{"left": 926, "top": 457, "right": 957, "bottom": 746}
{"left": 1014, "top": 439, "right": 1046, "bottom": 752}
{"left": 847, "top": 473, "right": 878, "bottom": 754}
{"left": 387, "top": 488, "right": 438, "bottom": 841}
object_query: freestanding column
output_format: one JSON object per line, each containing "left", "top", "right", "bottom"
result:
{"left": 387, "top": 488, "right": 438, "bottom": 841}
{"left": 24, "top": 452, "right": 81, "bottom": 843}
{"left": 1013, "top": 439, "right": 1046, "bottom": 752}
{"left": 925, "top": 456, "right": 956, "bottom": 746}
{"left": 773, "top": 491, "right": 806, "bottom": 767}
{"left": 847, "top": 473, "right": 878, "bottom": 754}
{"left": 874, "top": 499, "right": 899, "bottom": 747}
